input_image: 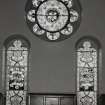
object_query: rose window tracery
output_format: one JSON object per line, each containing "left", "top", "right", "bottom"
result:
{"left": 25, "top": 0, "right": 81, "bottom": 41}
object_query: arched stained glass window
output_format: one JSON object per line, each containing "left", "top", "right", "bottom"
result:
{"left": 76, "top": 37, "right": 100, "bottom": 105}
{"left": 4, "top": 35, "right": 30, "bottom": 105}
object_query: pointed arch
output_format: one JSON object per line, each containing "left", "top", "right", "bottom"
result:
{"left": 76, "top": 36, "right": 101, "bottom": 105}
{"left": 3, "top": 35, "right": 30, "bottom": 105}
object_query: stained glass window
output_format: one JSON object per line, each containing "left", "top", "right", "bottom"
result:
{"left": 4, "top": 36, "right": 30, "bottom": 105}
{"left": 25, "top": 0, "right": 81, "bottom": 42}
{"left": 76, "top": 38, "right": 100, "bottom": 105}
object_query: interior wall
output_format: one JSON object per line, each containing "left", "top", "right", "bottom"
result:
{"left": 0, "top": 0, "right": 105, "bottom": 94}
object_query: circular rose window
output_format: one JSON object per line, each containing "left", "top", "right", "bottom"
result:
{"left": 25, "top": 0, "right": 81, "bottom": 42}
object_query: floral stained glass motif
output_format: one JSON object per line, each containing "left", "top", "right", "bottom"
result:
{"left": 25, "top": 0, "right": 81, "bottom": 42}
{"left": 77, "top": 41, "right": 98, "bottom": 105}
{"left": 5, "top": 40, "right": 29, "bottom": 105}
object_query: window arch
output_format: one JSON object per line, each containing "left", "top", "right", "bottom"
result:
{"left": 76, "top": 37, "right": 101, "bottom": 105}
{"left": 3, "top": 35, "right": 30, "bottom": 105}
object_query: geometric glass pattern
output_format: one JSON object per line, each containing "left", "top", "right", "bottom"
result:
{"left": 25, "top": 0, "right": 81, "bottom": 42}
{"left": 77, "top": 40, "right": 98, "bottom": 105}
{"left": 5, "top": 38, "right": 30, "bottom": 105}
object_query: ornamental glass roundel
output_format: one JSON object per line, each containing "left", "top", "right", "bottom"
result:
{"left": 25, "top": 0, "right": 81, "bottom": 42}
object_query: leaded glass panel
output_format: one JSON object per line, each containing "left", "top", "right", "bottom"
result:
{"left": 77, "top": 40, "right": 98, "bottom": 105}
{"left": 5, "top": 39, "right": 29, "bottom": 105}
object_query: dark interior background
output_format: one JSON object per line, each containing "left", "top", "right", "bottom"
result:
{"left": 0, "top": 0, "right": 105, "bottom": 94}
